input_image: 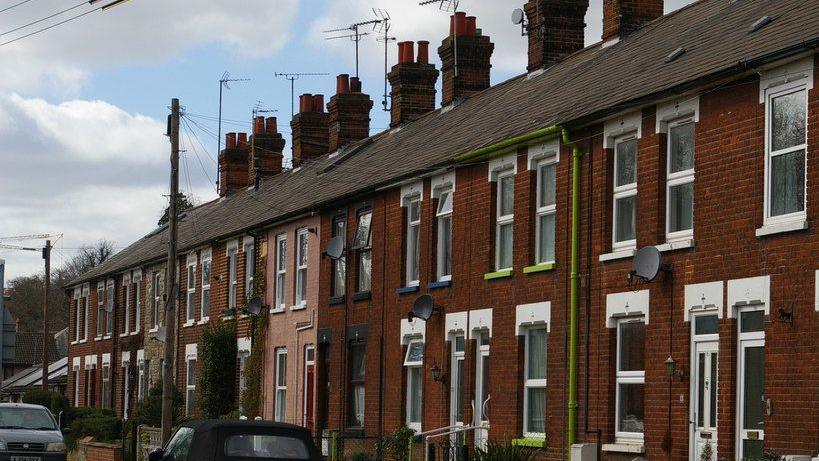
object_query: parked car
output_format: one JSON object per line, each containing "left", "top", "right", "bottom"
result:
{"left": 148, "top": 420, "right": 321, "bottom": 461}
{"left": 0, "top": 403, "right": 66, "bottom": 461}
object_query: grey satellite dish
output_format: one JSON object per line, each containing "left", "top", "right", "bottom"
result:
{"left": 409, "top": 294, "right": 436, "bottom": 322}
{"left": 633, "top": 246, "right": 662, "bottom": 282}
{"left": 326, "top": 235, "right": 346, "bottom": 260}
{"left": 511, "top": 8, "right": 525, "bottom": 25}
{"left": 246, "top": 297, "right": 263, "bottom": 316}
{"left": 155, "top": 325, "right": 167, "bottom": 343}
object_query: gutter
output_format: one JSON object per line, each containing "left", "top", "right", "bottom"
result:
{"left": 454, "top": 125, "right": 561, "bottom": 163}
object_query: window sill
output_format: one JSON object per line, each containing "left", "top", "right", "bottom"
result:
{"left": 94, "top": 337, "right": 103, "bottom": 342}
{"left": 290, "top": 304, "right": 307, "bottom": 311}
{"left": 599, "top": 248, "right": 635, "bottom": 262}
{"left": 602, "top": 443, "right": 645, "bottom": 454}
{"left": 182, "top": 321, "right": 195, "bottom": 328}
{"left": 119, "top": 333, "right": 129, "bottom": 338}
{"left": 130, "top": 331, "right": 140, "bottom": 336}
{"left": 352, "top": 292, "right": 371, "bottom": 302}
{"left": 396, "top": 285, "right": 420, "bottom": 296}
{"left": 270, "top": 306, "right": 286, "bottom": 315}
{"left": 512, "top": 438, "right": 547, "bottom": 449}
{"left": 523, "top": 263, "right": 555, "bottom": 274}
{"left": 484, "top": 269, "right": 513, "bottom": 280}
{"left": 756, "top": 218, "right": 808, "bottom": 237}
{"left": 103, "top": 335, "right": 112, "bottom": 340}
{"left": 79, "top": 339, "right": 87, "bottom": 344}
{"left": 70, "top": 341, "right": 78, "bottom": 346}
{"left": 328, "top": 296, "right": 345, "bottom": 306}
{"left": 197, "top": 318, "right": 209, "bottom": 325}
{"left": 656, "top": 238, "right": 695, "bottom": 253}
{"left": 428, "top": 280, "right": 452, "bottom": 290}
{"left": 148, "top": 327, "right": 158, "bottom": 334}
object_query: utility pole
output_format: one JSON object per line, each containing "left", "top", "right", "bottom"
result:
{"left": 41, "top": 240, "right": 51, "bottom": 390}
{"left": 161, "top": 98, "right": 180, "bottom": 444}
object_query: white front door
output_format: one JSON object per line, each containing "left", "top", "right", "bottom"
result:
{"left": 691, "top": 340, "right": 718, "bottom": 460}
{"left": 450, "top": 335, "right": 465, "bottom": 459}
{"left": 474, "top": 331, "right": 490, "bottom": 451}
{"left": 737, "top": 308, "right": 766, "bottom": 461}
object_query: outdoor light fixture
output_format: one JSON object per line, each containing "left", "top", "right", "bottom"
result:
{"left": 429, "top": 363, "right": 445, "bottom": 383}
{"left": 665, "top": 356, "right": 685, "bottom": 382}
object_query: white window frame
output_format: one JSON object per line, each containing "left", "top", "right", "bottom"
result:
{"left": 274, "top": 348, "right": 288, "bottom": 422}
{"left": 295, "top": 229, "right": 309, "bottom": 308}
{"left": 354, "top": 209, "right": 373, "bottom": 293}
{"left": 331, "top": 215, "right": 347, "bottom": 297}
{"left": 244, "top": 239, "right": 255, "bottom": 301}
{"left": 736, "top": 306, "right": 766, "bottom": 460}
{"left": 73, "top": 289, "right": 82, "bottom": 342}
{"left": 495, "top": 170, "right": 515, "bottom": 271}
{"left": 101, "top": 362, "right": 111, "bottom": 409}
{"left": 121, "top": 275, "right": 131, "bottom": 336}
{"left": 303, "top": 345, "right": 315, "bottom": 426}
{"left": 450, "top": 335, "right": 465, "bottom": 427}
{"left": 82, "top": 284, "right": 89, "bottom": 341}
{"left": 274, "top": 235, "right": 287, "bottom": 311}
{"left": 615, "top": 317, "right": 645, "bottom": 443}
{"left": 404, "top": 340, "right": 424, "bottom": 432}
{"left": 96, "top": 282, "right": 105, "bottom": 338}
{"left": 434, "top": 187, "right": 453, "bottom": 282}
{"left": 185, "top": 257, "right": 196, "bottom": 324}
{"left": 132, "top": 273, "right": 141, "bottom": 334}
{"left": 152, "top": 272, "right": 161, "bottom": 330}
{"left": 535, "top": 158, "right": 557, "bottom": 265}
{"left": 122, "top": 360, "right": 131, "bottom": 419}
{"left": 137, "top": 360, "right": 146, "bottom": 402}
{"left": 105, "top": 280, "right": 114, "bottom": 336}
{"left": 405, "top": 195, "right": 422, "bottom": 286}
{"left": 200, "top": 251, "right": 211, "bottom": 322}
{"left": 763, "top": 81, "right": 809, "bottom": 227}
{"left": 612, "top": 134, "right": 638, "bottom": 251}
{"left": 72, "top": 365, "right": 80, "bottom": 404}
{"left": 666, "top": 118, "right": 696, "bottom": 242}
{"left": 237, "top": 348, "right": 251, "bottom": 412}
{"left": 227, "top": 244, "right": 238, "bottom": 310}
{"left": 523, "top": 327, "right": 548, "bottom": 438}
{"left": 185, "top": 356, "right": 196, "bottom": 417}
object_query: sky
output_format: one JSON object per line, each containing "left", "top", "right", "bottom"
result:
{"left": 0, "top": 0, "right": 696, "bottom": 282}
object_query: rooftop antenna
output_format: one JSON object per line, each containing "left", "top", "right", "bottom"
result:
{"left": 217, "top": 71, "right": 250, "bottom": 192}
{"left": 275, "top": 72, "right": 330, "bottom": 120}
{"left": 373, "top": 8, "right": 395, "bottom": 112}
{"left": 419, "top": 0, "right": 461, "bottom": 78}
{"left": 323, "top": 16, "right": 385, "bottom": 78}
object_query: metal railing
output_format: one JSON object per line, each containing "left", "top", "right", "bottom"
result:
{"left": 415, "top": 424, "right": 489, "bottom": 461}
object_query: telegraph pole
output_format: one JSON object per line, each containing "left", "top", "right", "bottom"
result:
{"left": 41, "top": 240, "right": 51, "bottom": 390}
{"left": 161, "top": 98, "right": 180, "bottom": 444}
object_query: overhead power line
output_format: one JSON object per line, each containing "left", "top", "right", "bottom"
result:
{"left": 0, "top": 0, "right": 35, "bottom": 15}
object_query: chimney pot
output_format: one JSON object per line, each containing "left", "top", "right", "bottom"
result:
{"left": 350, "top": 77, "right": 361, "bottom": 93}
{"left": 237, "top": 132, "right": 248, "bottom": 148}
{"left": 465, "top": 16, "right": 477, "bottom": 35}
{"left": 336, "top": 74, "right": 350, "bottom": 95}
{"left": 524, "top": 0, "right": 589, "bottom": 71}
{"left": 299, "top": 94, "right": 313, "bottom": 113}
{"left": 402, "top": 41, "right": 415, "bottom": 64}
{"left": 327, "top": 77, "right": 373, "bottom": 152}
{"left": 253, "top": 116, "right": 265, "bottom": 135}
{"left": 226, "top": 132, "right": 237, "bottom": 149}
{"left": 417, "top": 40, "right": 430, "bottom": 64}
{"left": 265, "top": 117, "right": 278, "bottom": 135}
{"left": 439, "top": 11, "right": 494, "bottom": 106}
{"left": 398, "top": 41, "right": 407, "bottom": 64}
{"left": 312, "top": 94, "right": 325, "bottom": 113}
{"left": 454, "top": 12, "right": 467, "bottom": 35}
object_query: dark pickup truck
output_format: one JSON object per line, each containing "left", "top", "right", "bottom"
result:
{"left": 149, "top": 420, "right": 321, "bottom": 461}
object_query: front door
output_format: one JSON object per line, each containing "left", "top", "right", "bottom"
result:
{"left": 737, "top": 309, "right": 765, "bottom": 461}
{"left": 691, "top": 340, "right": 718, "bottom": 460}
{"left": 474, "top": 332, "right": 490, "bottom": 451}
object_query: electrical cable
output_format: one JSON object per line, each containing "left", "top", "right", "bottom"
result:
{"left": 0, "top": 0, "right": 35, "bottom": 15}
{"left": 0, "top": 0, "right": 88, "bottom": 39}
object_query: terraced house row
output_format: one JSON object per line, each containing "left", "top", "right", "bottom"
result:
{"left": 66, "top": 0, "right": 819, "bottom": 460}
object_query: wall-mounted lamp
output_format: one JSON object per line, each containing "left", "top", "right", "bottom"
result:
{"left": 429, "top": 363, "right": 446, "bottom": 383}
{"left": 665, "top": 356, "right": 685, "bottom": 382}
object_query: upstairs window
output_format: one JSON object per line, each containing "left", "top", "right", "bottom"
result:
{"left": 96, "top": 283, "right": 105, "bottom": 337}
{"left": 274, "top": 235, "right": 287, "bottom": 310}
{"left": 295, "top": 230, "right": 308, "bottom": 307}
{"left": 613, "top": 136, "right": 638, "bottom": 250}
{"left": 495, "top": 171, "right": 515, "bottom": 270}
{"left": 133, "top": 273, "right": 141, "bottom": 334}
{"left": 186, "top": 259, "right": 196, "bottom": 323}
{"left": 535, "top": 159, "right": 557, "bottom": 265}
{"left": 244, "top": 240, "right": 255, "bottom": 302}
{"left": 122, "top": 277, "right": 131, "bottom": 335}
{"left": 331, "top": 216, "right": 347, "bottom": 298}
{"left": 105, "top": 281, "right": 114, "bottom": 336}
{"left": 767, "top": 86, "right": 807, "bottom": 221}
{"left": 666, "top": 120, "right": 695, "bottom": 240}
{"left": 435, "top": 189, "right": 453, "bottom": 281}
{"left": 152, "top": 272, "right": 161, "bottom": 329}
{"left": 73, "top": 291, "right": 82, "bottom": 342}
{"left": 200, "top": 252, "right": 211, "bottom": 320}
{"left": 615, "top": 318, "right": 645, "bottom": 442}
{"left": 405, "top": 197, "right": 421, "bottom": 286}
{"left": 227, "top": 245, "right": 238, "bottom": 310}
{"left": 353, "top": 209, "right": 373, "bottom": 293}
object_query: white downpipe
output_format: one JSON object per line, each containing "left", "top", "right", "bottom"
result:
{"left": 292, "top": 309, "right": 314, "bottom": 425}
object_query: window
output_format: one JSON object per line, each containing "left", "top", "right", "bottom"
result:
{"left": 244, "top": 240, "right": 255, "bottom": 302}
{"left": 766, "top": 86, "right": 807, "bottom": 222}
{"left": 495, "top": 172, "right": 515, "bottom": 270}
{"left": 331, "top": 216, "right": 346, "bottom": 297}
{"left": 133, "top": 273, "right": 141, "bottom": 333}
{"left": 200, "top": 252, "right": 211, "bottom": 320}
{"left": 97, "top": 283, "right": 105, "bottom": 337}
{"left": 185, "top": 357, "right": 196, "bottom": 417}
{"left": 275, "top": 235, "right": 287, "bottom": 310}
{"left": 224, "top": 435, "right": 310, "bottom": 459}
{"left": 353, "top": 210, "right": 373, "bottom": 293}
{"left": 228, "top": 245, "right": 238, "bottom": 309}
{"left": 450, "top": 335, "right": 465, "bottom": 425}
{"left": 72, "top": 366, "right": 80, "bottom": 404}
{"left": 738, "top": 308, "right": 765, "bottom": 459}
{"left": 615, "top": 318, "right": 645, "bottom": 441}
{"left": 404, "top": 341, "right": 424, "bottom": 431}
{"left": 405, "top": 197, "right": 421, "bottom": 286}
{"left": 152, "top": 272, "right": 161, "bottom": 329}
{"left": 613, "top": 136, "right": 638, "bottom": 249}
{"left": 105, "top": 281, "right": 114, "bottom": 335}
{"left": 666, "top": 120, "right": 695, "bottom": 240}
{"left": 101, "top": 364, "right": 110, "bottom": 409}
{"left": 523, "top": 328, "right": 547, "bottom": 437}
{"left": 137, "top": 360, "right": 146, "bottom": 402}
{"left": 122, "top": 362, "right": 131, "bottom": 419}
{"left": 238, "top": 349, "right": 250, "bottom": 412}
{"left": 186, "top": 261, "right": 196, "bottom": 323}
{"left": 348, "top": 342, "right": 366, "bottom": 427}
{"left": 74, "top": 294, "right": 82, "bottom": 342}
{"left": 435, "top": 189, "right": 453, "bottom": 281}
{"left": 535, "top": 160, "right": 557, "bottom": 265}
{"left": 275, "top": 349, "right": 288, "bottom": 422}
{"left": 295, "top": 230, "right": 308, "bottom": 306}
{"left": 122, "top": 277, "right": 131, "bottom": 335}
{"left": 82, "top": 285, "right": 89, "bottom": 341}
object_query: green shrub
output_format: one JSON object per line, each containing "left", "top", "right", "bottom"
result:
{"left": 378, "top": 426, "right": 415, "bottom": 461}
{"left": 133, "top": 381, "right": 182, "bottom": 427}
{"left": 473, "top": 439, "right": 536, "bottom": 461}
{"left": 240, "top": 312, "right": 267, "bottom": 418}
{"left": 350, "top": 452, "right": 371, "bottom": 461}
{"left": 21, "top": 389, "right": 53, "bottom": 408}
{"left": 66, "top": 408, "right": 121, "bottom": 449}
{"left": 199, "top": 321, "right": 237, "bottom": 419}
{"left": 744, "top": 453, "right": 784, "bottom": 461}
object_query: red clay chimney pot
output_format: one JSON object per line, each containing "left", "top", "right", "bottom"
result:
{"left": 265, "top": 117, "right": 278, "bottom": 135}
{"left": 454, "top": 12, "right": 467, "bottom": 35}
{"left": 397, "top": 41, "right": 407, "bottom": 64}
{"left": 226, "top": 132, "right": 237, "bottom": 149}
{"left": 299, "top": 94, "right": 313, "bottom": 113}
{"left": 253, "top": 116, "right": 265, "bottom": 135}
{"left": 336, "top": 74, "right": 350, "bottom": 95}
{"left": 237, "top": 132, "right": 248, "bottom": 148}
{"left": 312, "top": 94, "right": 325, "bottom": 113}
{"left": 417, "top": 40, "right": 430, "bottom": 64}
{"left": 350, "top": 77, "right": 361, "bottom": 93}
{"left": 402, "top": 41, "right": 415, "bottom": 64}
{"left": 465, "top": 16, "right": 477, "bottom": 35}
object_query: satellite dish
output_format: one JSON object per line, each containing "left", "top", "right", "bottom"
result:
{"left": 511, "top": 8, "right": 525, "bottom": 25}
{"left": 246, "top": 297, "right": 263, "bottom": 316}
{"left": 326, "top": 235, "right": 346, "bottom": 260}
{"left": 632, "top": 246, "right": 662, "bottom": 282}
{"left": 155, "top": 326, "right": 167, "bottom": 343}
{"left": 409, "top": 294, "right": 437, "bottom": 322}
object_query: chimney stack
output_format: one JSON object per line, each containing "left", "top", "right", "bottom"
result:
{"left": 249, "top": 116, "right": 285, "bottom": 183}
{"left": 327, "top": 74, "right": 373, "bottom": 153}
{"left": 525, "top": 0, "right": 589, "bottom": 71}
{"left": 438, "top": 12, "right": 495, "bottom": 106}
{"left": 388, "top": 40, "right": 440, "bottom": 127}
{"left": 219, "top": 131, "right": 250, "bottom": 196}
{"left": 602, "top": 0, "right": 663, "bottom": 42}
{"left": 291, "top": 94, "right": 330, "bottom": 167}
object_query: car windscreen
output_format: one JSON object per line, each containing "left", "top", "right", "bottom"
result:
{"left": 0, "top": 407, "right": 56, "bottom": 430}
{"left": 223, "top": 434, "right": 310, "bottom": 460}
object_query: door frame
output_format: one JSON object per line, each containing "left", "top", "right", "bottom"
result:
{"left": 735, "top": 306, "right": 766, "bottom": 461}
{"left": 689, "top": 319, "right": 719, "bottom": 461}
{"left": 474, "top": 331, "right": 490, "bottom": 449}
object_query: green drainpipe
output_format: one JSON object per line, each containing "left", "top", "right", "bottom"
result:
{"left": 561, "top": 128, "right": 581, "bottom": 454}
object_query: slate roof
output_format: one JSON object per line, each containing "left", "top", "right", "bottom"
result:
{"left": 7, "top": 332, "right": 62, "bottom": 367}
{"left": 71, "top": 0, "right": 819, "bottom": 285}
